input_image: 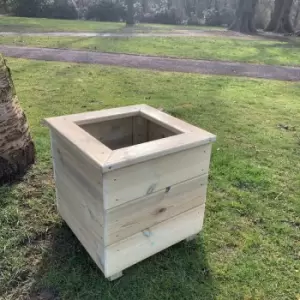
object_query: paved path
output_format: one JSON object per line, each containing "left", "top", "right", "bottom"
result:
{"left": 0, "top": 45, "right": 299, "bottom": 81}
{"left": 0, "top": 30, "right": 245, "bottom": 38}
{"left": 0, "top": 30, "right": 287, "bottom": 41}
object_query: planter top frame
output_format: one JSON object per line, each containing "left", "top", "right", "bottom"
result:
{"left": 44, "top": 104, "right": 216, "bottom": 173}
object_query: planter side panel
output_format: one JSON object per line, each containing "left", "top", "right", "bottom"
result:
{"left": 103, "top": 144, "right": 212, "bottom": 209}
{"left": 106, "top": 174, "right": 208, "bottom": 245}
{"left": 80, "top": 117, "right": 133, "bottom": 150}
{"left": 50, "top": 131, "right": 105, "bottom": 271}
{"left": 105, "top": 205, "right": 205, "bottom": 277}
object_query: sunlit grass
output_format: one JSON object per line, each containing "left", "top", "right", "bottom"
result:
{"left": 0, "top": 58, "right": 299, "bottom": 299}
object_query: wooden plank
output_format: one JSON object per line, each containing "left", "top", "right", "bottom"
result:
{"left": 104, "top": 205, "right": 205, "bottom": 277}
{"left": 52, "top": 131, "right": 104, "bottom": 237}
{"left": 140, "top": 104, "right": 217, "bottom": 140}
{"left": 103, "top": 133, "right": 213, "bottom": 172}
{"left": 54, "top": 105, "right": 142, "bottom": 125}
{"left": 80, "top": 117, "right": 133, "bottom": 150}
{"left": 103, "top": 144, "right": 212, "bottom": 209}
{"left": 51, "top": 131, "right": 105, "bottom": 273}
{"left": 52, "top": 132, "right": 103, "bottom": 201}
{"left": 105, "top": 175, "right": 208, "bottom": 245}
{"left": 57, "top": 193, "right": 105, "bottom": 273}
{"left": 55, "top": 170, "right": 104, "bottom": 242}
{"left": 147, "top": 120, "right": 175, "bottom": 142}
{"left": 45, "top": 118, "right": 111, "bottom": 168}
{"left": 108, "top": 272, "right": 123, "bottom": 281}
{"left": 132, "top": 116, "right": 147, "bottom": 145}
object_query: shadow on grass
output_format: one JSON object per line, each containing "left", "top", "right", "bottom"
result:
{"left": 28, "top": 222, "right": 217, "bottom": 300}
{"left": 0, "top": 24, "right": 47, "bottom": 33}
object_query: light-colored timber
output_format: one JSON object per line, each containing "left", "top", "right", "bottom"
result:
{"left": 45, "top": 104, "right": 216, "bottom": 280}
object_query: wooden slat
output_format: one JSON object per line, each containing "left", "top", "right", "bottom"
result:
{"left": 45, "top": 118, "right": 111, "bottom": 168}
{"left": 132, "top": 116, "right": 147, "bottom": 145}
{"left": 105, "top": 175, "right": 208, "bottom": 245}
{"left": 103, "top": 144, "right": 212, "bottom": 209}
{"left": 103, "top": 133, "right": 213, "bottom": 172}
{"left": 52, "top": 133, "right": 103, "bottom": 201}
{"left": 147, "top": 120, "right": 175, "bottom": 142}
{"left": 57, "top": 105, "right": 141, "bottom": 125}
{"left": 51, "top": 131, "right": 104, "bottom": 239}
{"left": 104, "top": 205, "right": 205, "bottom": 277}
{"left": 58, "top": 194, "right": 105, "bottom": 272}
{"left": 80, "top": 117, "right": 133, "bottom": 150}
{"left": 140, "top": 104, "right": 217, "bottom": 140}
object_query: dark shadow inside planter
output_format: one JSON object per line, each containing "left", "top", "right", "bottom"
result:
{"left": 79, "top": 115, "right": 179, "bottom": 150}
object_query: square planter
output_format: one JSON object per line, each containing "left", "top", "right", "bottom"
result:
{"left": 45, "top": 104, "right": 216, "bottom": 280}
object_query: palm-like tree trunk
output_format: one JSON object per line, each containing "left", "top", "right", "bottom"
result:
{"left": 0, "top": 54, "right": 35, "bottom": 184}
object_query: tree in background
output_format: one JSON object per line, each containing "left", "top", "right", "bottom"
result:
{"left": 265, "top": 0, "right": 294, "bottom": 33}
{"left": 142, "top": 0, "right": 148, "bottom": 13}
{"left": 0, "top": 54, "right": 35, "bottom": 184}
{"left": 0, "top": 0, "right": 8, "bottom": 13}
{"left": 126, "top": 0, "right": 134, "bottom": 24}
{"left": 229, "top": 0, "right": 258, "bottom": 33}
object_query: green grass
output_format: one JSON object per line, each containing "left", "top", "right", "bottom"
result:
{"left": 0, "top": 16, "right": 125, "bottom": 33}
{"left": 1, "top": 35, "right": 300, "bottom": 66}
{"left": 0, "top": 16, "right": 221, "bottom": 33}
{"left": 1, "top": 59, "right": 300, "bottom": 300}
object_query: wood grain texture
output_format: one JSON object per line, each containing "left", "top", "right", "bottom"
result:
{"left": 140, "top": 104, "right": 217, "bottom": 140}
{"left": 80, "top": 117, "right": 133, "bottom": 150}
{"left": 58, "top": 194, "right": 105, "bottom": 272}
{"left": 45, "top": 105, "right": 216, "bottom": 280}
{"left": 51, "top": 132, "right": 105, "bottom": 270}
{"left": 105, "top": 205, "right": 205, "bottom": 277}
{"left": 45, "top": 117, "right": 111, "bottom": 167}
{"left": 132, "top": 116, "right": 147, "bottom": 145}
{"left": 147, "top": 120, "right": 175, "bottom": 142}
{"left": 60, "top": 105, "right": 141, "bottom": 125}
{"left": 103, "top": 144, "right": 212, "bottom": 209}
{"left": 105, "top": 175, "right": 208, "bottom": 245}
{"left": 103, "top": 133, "right": 213, "bottom": 172}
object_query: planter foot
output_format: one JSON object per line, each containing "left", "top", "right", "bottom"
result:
{"left": 185, "top": 234, "right": 197, "bottom": 242}
{"left": 108, "top": 272, "right": 123, "bottom": 281}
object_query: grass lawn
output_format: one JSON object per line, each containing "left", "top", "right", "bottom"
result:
{"left": 1, "top": 35, "right": 300, "bottom": 66}
{"left": 0, "top": 16, "right": 124, "bottom": 33}
{"left": 0, "top": 16, "right": 221, "bottom": 33}
{"left": 1, "top": 59, "right": 300, "bottom": 299}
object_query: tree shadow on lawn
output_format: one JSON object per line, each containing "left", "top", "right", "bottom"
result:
{"left": 29, "top": 222, "right": 218, "bottom": 300}
{"left": 0, "top": 24, "right": 49, "bottom": 33}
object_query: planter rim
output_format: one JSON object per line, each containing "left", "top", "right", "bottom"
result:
{"left": 44, "top": 104, "right": 216, "bottom": 172}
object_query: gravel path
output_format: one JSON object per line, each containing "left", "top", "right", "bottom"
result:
{"left": 0, "top": 45, "right": 299, "bottom": 81}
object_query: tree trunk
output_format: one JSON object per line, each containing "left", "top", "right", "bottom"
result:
{"left": 293, "top": 4, "right": 300, "bottom": 28}
{"left": 142, "top": 0, "right": 148, "bottom": 14}
{"left": 126, "top": 0, "right": 134, "bottom": 25}
{"left": 229, "top": 0, "right": 258, "bottom": 33}
{"left": 265, "top": 0, "right": 294, "bottom": 33}
{"left": 0, "top": 54, "right": 35, "bottom": 184}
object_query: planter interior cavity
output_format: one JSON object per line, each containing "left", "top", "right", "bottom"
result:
{"left": 79, "top": 115, "right": 179, "bottom": 150}
{"left": 45, "top": 104, "right": 216, "bottom": 280}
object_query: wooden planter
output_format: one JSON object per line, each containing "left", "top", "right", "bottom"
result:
{"left": 45, "top": 105, "right": 216, "bottom": 280}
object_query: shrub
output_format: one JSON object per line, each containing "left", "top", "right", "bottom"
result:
{"left": 42, "top": 0, "right": 78, "bottom": 20}
{"left": 86, "top": 0, "right": 126, "bottom": 22}
{"left": 203, "top": 7, "right": 234, "bottom": 26}
{"left": 140, "top": 7, "right": 183, "bottom": 25}
{"left": 203, "top": 8, "right": 221, "bottom": 26}
{"left": 10, "top": 0, "right": 77, "bottom": 19}
{"left": 219, "top": 7, "right": 235, "bottom": 26}
{"left": 10, "top": 0, "right": 46, "bottom": 17}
